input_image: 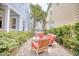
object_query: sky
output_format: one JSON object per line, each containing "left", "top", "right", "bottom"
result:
{"left": 32, "top": 3, "right": 48, "bottom": 11}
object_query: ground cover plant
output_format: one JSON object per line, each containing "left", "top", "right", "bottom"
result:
{"left": 0, "top": 31, "right": 33, "bottom": 56}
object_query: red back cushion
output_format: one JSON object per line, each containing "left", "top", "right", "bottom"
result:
{"left": 35, "top": 32, "right": 44, "bottom": 38}
{"left": 45, "top": 34, "right": 56, "bottom": 41}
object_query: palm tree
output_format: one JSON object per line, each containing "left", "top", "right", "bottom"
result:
{"left": 42, "top": 12, "right": 47, "bottom": 32}
{"left": 30, "top": 4, "right": 47, "bottom": 33}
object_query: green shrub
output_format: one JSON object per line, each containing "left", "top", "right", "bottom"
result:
{"left": 74, "top": 22, "right": 79, "bottom": 41}
{"left": 74, "top": 47, "right": 79, "bottom": 55}
{"left": 46, "top": 23, "right": 79, "bottom": 55}
{"left": 0, "top": 31, "right": 33, "bottom": 56}
{"left": 63, "top": 37, "right": 78, "bottom": 49}
{"left": 73, "top": 22, "right": 79, "bottom": 55}
{"left": 46, "top": 25, "right": 72, "bottom": 45}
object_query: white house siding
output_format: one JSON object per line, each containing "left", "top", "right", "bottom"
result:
{"left": 0, "top": 3, "right": 31, "bottom": 32}
{"left": 46, "top": 3, "right": 79, "bottom": 29}
{"left": 0, "top": 4, "right": 6, "bottom": 30}
{"left": 5, "top": 3, "right": 30, "bottom": 32}
{"left": 8, "top": 3, "right": 31, "bottom": 31}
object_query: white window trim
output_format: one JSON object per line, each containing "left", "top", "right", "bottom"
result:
{"left": 10, "top": 16, "right": 17, "bottom": 30}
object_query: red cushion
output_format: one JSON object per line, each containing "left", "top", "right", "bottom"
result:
{"left": 45, "top": 34, "right": 56, "bottom": 43}
{"left": 37, "top": 41, "right": 39, "bottom": 45}
{"left": 40, "top": 36, "right": 47, "bottom": 40}
{"left": 35, "top": 32, "right": 44, "bottom": 39}
{"left": 32, "top": 41, "right": 39, "bottom": 49}
{"left": 48, "top": 34, "right": 56, "bottom": 39}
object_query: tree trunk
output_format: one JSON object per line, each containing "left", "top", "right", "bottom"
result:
{"left": 43, "top": 19, "right": 46, "bottom": 32}
{"left": 32, "top": 18, "right": 36, "bottom": 34}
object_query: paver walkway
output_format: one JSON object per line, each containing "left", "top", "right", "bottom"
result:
{"left": 16, "top": 38, "right": 72, "bottom": 56}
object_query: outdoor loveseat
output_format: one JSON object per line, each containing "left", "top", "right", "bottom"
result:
{"left": 31, "top": 32, "right": 56, "bottom": 55}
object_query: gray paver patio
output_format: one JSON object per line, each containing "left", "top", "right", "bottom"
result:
{"left": 16, "top": 38, "right": 72, "bottom": 56}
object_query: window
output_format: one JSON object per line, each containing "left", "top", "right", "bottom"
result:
{"left": 0, "top": 20, "right": 2, "bottom": 28}
{"left": 23, "top": 20, "right": 25, "bottom": 31}
{"left": 0, "top": 7, "right": 5, "bottom": 13}
{"left": 11, "top": 18, "right": 16, "bottom": 29}
{"left": 0, "top": 16, "right": 2, "bottom": 28}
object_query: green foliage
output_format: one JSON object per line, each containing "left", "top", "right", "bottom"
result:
{"left": 0, "top": 31, "right": 33, "bottom": 56}
{"left": 30, "top": 4, "right": 47, "bottom": 32}
{"left": 30, "top": 4, "right": 47, "bottom": 21}
{"left": 74, "top": 22, "right": 79, "bottom": 41}
{"left": 74, "top": 47, "right": 79, "bottom": 55}
{"left": 73, "top": 22, "right": 79, "bottom": 55}
{"left": 46, "top": 25, "right": 72, "bottom": 44}
{"left": 46, "top": 23, "right": 79, "bottom": 55}
{"left": 63, "top": 37, "right": 78, "bottom": 49}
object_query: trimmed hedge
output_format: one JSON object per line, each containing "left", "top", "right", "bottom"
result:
{"left": 0, "top": 31, "right": 33, "bottom": 56}
{"left": 74, "top": 22, "right": 79, "bottom": 55}
{"left": 46, "top": 22, "right": 79, "bottom": 56}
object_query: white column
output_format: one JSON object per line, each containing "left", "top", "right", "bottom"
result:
{"left": 5, "top": 6, "right": 10, "bottom": 32}
{"left": 19, "top": 16, "right": 23, "bottom": 31}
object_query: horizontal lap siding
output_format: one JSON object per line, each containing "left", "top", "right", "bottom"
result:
{"left": 9, "top": 3, "right": 29, "bottom": 20}
{"left": 50, "top": 4, "right": 79, "bottom": 27}
{"left": 8, "top": 3, "right": 31, "bottom": 31}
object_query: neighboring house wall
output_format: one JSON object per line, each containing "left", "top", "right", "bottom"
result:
{"left": 46, "top": 3, "right": 79, "bottom": 29}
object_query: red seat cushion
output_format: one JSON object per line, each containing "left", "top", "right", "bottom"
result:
{"left": 32, "top": 41, "right": 39, "bottom": 49}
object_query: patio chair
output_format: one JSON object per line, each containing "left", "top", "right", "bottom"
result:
{"left": 45, "top": 34, "right": 56, "bottom": 46}
{"left": 31, "top": 37, "right": 49, "bottom": 56}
